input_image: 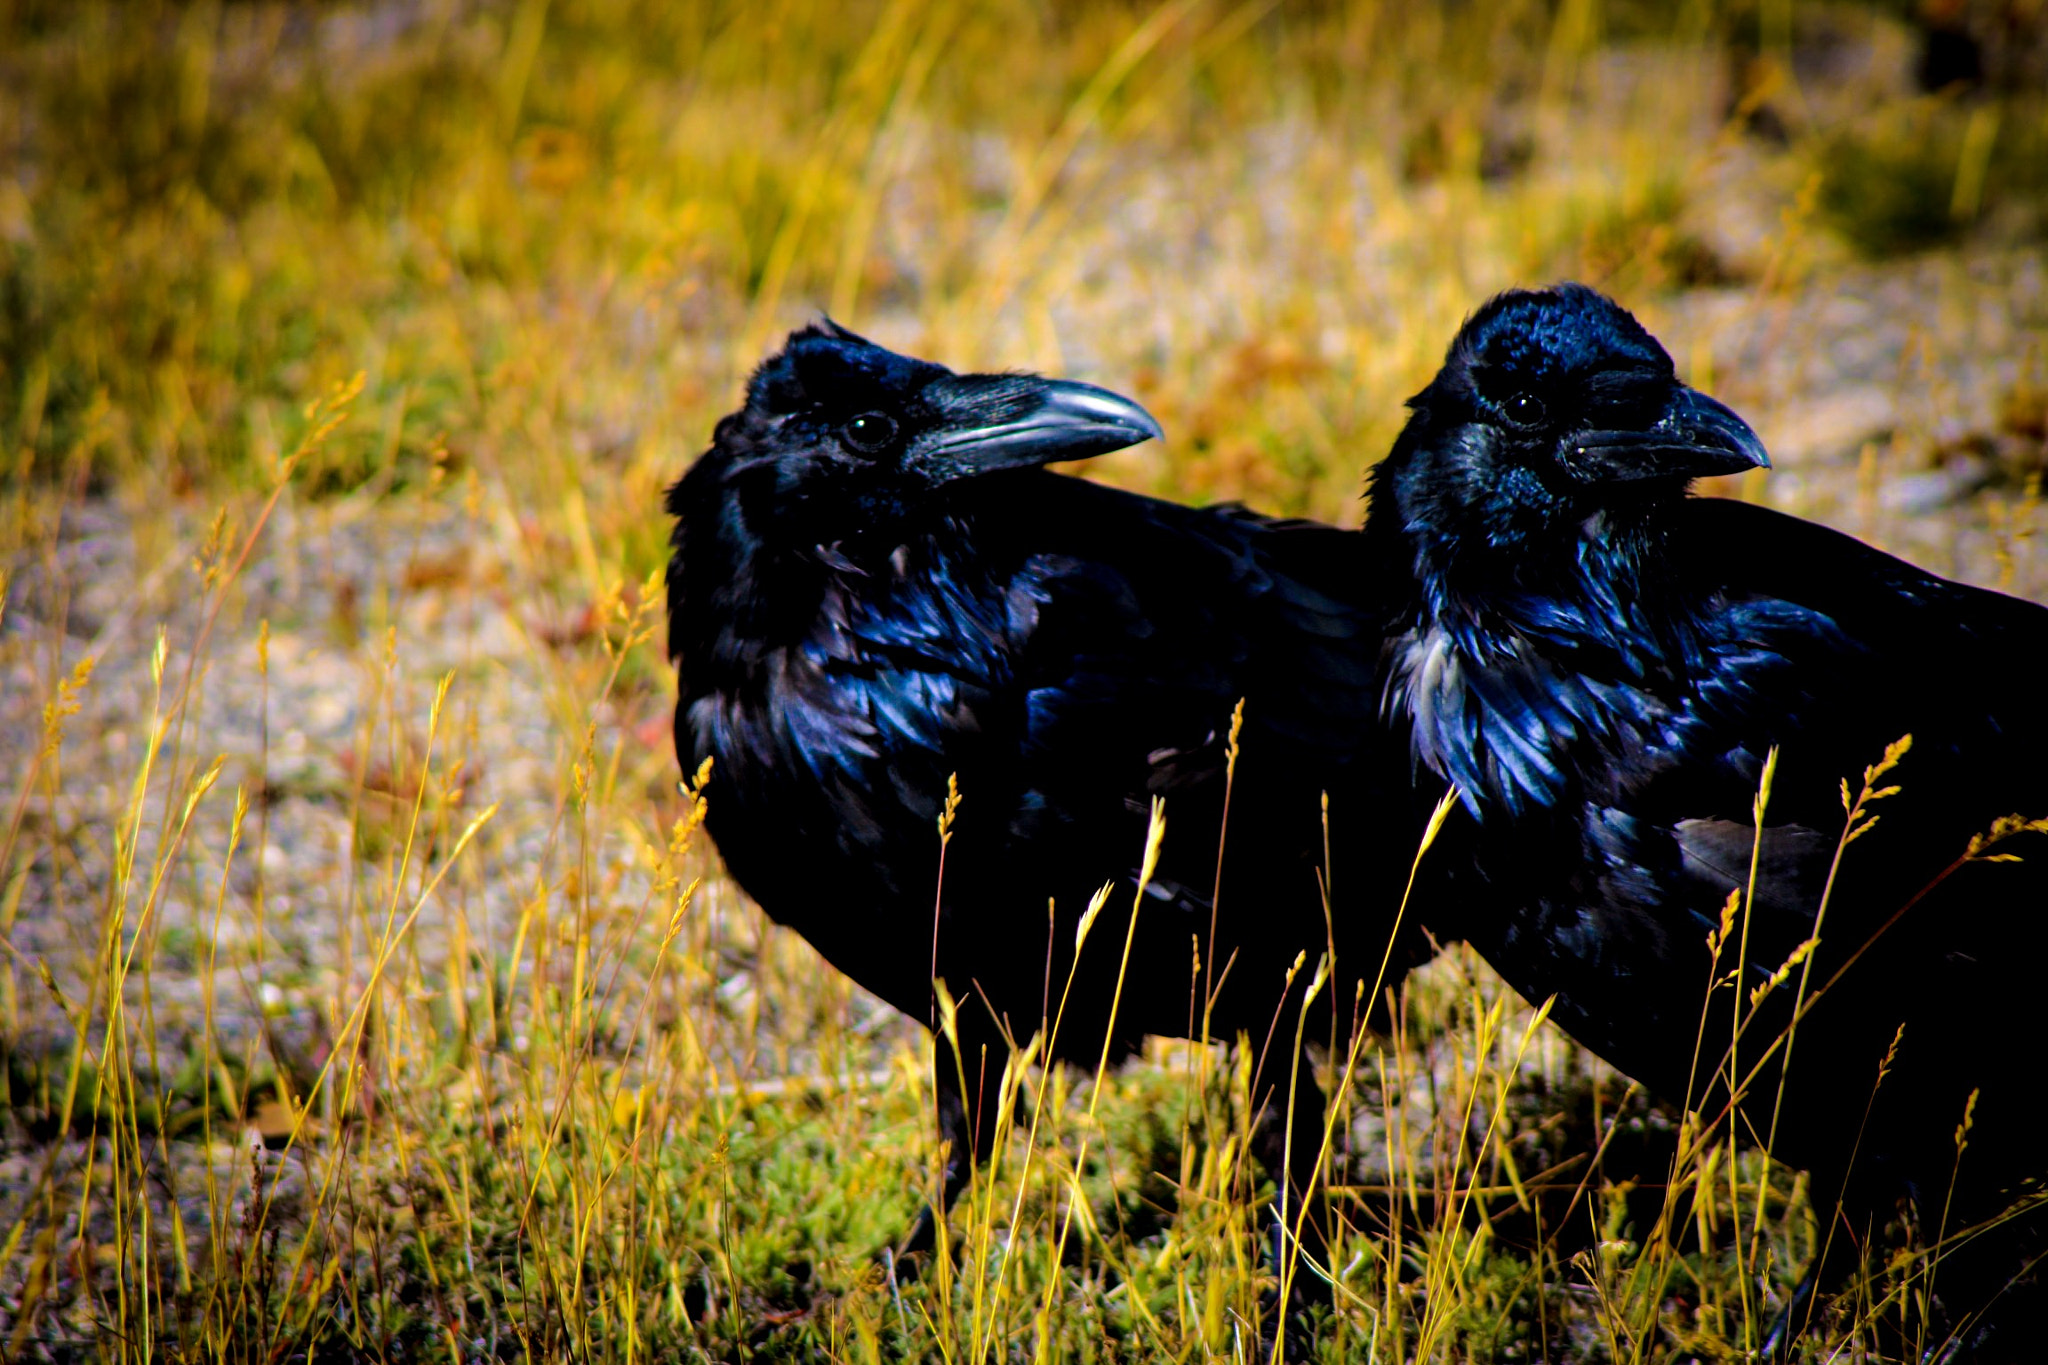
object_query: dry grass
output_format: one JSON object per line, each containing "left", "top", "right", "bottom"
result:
{"left": 1, "top": 0, "right": 2045, "bottom": 1359}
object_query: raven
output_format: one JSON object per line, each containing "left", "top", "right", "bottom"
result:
{"left": 1364, "top": 282, "right": 2048, "bottom": 1350}
{"left": 666, "top": 322, "right": 1429, "bottom": 1279}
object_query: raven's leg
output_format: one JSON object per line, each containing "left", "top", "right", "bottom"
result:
{"left": 1919, "top": 1199, "right": 2048, "bottom": 1363}
{"left": 1760, "top": 1185, "right": 2036, "bottom": 1362}
{"left": 1761, "top": 1161, "right": 1873, "bottom": 1360}
{"left": 1250, "top": 1046, "right": 1335, "bottom": 1307}
{"left": 892, "top": 1019, "right": 1007, "bottom": 1267}
{"left": 1759, "top": 1257, "right": 1823, "bottom": 1362}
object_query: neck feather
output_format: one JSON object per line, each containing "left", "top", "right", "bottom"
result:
{"left": 1381, "top": 493, "right": 1711, "bottom": 817}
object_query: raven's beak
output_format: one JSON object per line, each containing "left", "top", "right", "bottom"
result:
{"left": 1564, "top": 386, "right": 1771, "bottom": 486}
{"left": 920, "top": 376, "right": 1163, "bottom": 477}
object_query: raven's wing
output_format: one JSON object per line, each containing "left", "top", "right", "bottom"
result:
{"left": 1440, "top": 496, "right": 2048, "bottom": 1104}
{"left": 1665, "top": 498, "right": 2048, "bottom": 1196}
{"left": 959, "top": 473, "right": 1423, "bottom": 1043}
{"left": 1002, "top": 478, "right": 1380, "bottom": 801}
{"left": 1671, "top": 496, "right": 2048, "bottom": 831}
{"left": 1529, "top": 496, "right": 2048, "bottom": 1105}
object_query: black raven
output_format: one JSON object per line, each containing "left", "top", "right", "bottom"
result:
{"left": 666, "top": 323, "right": 1428, "bottom": 1278}
{"left": 1364, "top": 282, "right": 2048, "bottom": 1349}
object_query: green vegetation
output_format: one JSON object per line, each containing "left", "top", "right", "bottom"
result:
{"left": 1, "top": 0, "right": 2043, "bottom": 1359}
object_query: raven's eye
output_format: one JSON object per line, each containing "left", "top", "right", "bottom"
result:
{"left": 1502, "top": 391, "right": 1548, "bottom": 429}
{"left": 841, "top": 412, "right": 900, "bottom": 453}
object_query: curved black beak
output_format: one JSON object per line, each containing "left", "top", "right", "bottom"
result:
{"left": 1565, "top": 386, "right": 1771, "bottom": 486}
{"left": 917, "top": 375, "right": 1163, "bottom": 480}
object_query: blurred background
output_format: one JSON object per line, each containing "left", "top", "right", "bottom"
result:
{"left": 6, "top": 0, "right": 2045, "bottom": 527}
{"left": 1, "top": 0, "right": 2045, "bottom": 1358}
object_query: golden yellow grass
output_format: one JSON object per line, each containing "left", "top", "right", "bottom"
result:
{"left": 1, "top": 0, "right": 2044, "bottom": 1359}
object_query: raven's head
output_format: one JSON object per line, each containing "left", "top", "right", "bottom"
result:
{"left": 1370, "top": 284, "right": 1768, "bottom": 586}
{"left": 673, "top": 321, "right": 1161, "bottom": 554}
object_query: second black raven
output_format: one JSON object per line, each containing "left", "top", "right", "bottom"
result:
{"left": 666, "top": 323, "right": 1429, "bottom": 1280}
{"left": 1364, "top": 283, "right": 2048, "bottom": 1349}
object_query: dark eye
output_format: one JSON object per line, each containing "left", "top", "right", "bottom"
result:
{"left": 840, "top": 412, "right": 899, "bottom": 453}
{"left": 1502, "top": 391, "right": 1547, "bottom": 429}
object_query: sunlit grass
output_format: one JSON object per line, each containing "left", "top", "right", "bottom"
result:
{"left": 2, "top": 0, "right": 2045, "bottom": 1359}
